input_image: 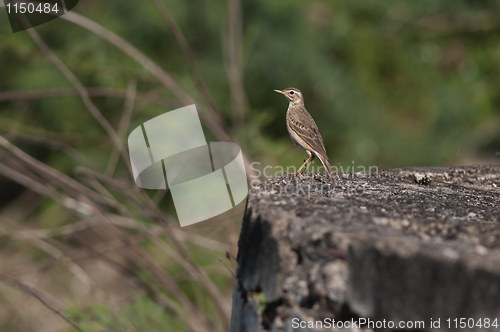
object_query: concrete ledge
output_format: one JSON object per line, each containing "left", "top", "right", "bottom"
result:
{"left": 230, "top": 166, "right": 500, "bottom": 332}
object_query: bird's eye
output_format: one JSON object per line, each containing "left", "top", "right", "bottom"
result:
{"left": 289, "top": 91, "right": 294, "bottom": 95}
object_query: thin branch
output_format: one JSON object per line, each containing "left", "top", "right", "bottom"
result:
{"left": 25, "top": 27, "right": 132, "bottom": 175}
{"left": 106, "top": 213, "right": 233, "bottom": 327}
{"left": 0, "top": 155, "right": 232, "bottom": 255}
{"left": 0, "top": 160, "right": 213, "bottom": 330}
{"left": 108, "top": 215, "right": 232, "bottom": 252}
{"left": 449, "top": 149, "right": 460, "bottom": 166}
{"left": 80, "top": 198, "right": 215, "bottom": 332}
{"left": 84, "top": 178, "right": 138, "bottom": 220}
{"left": 75, "top": 166, "right": 136, "bottom": 190}
{"left": 227, "top": 0, "right": 247, "bottom": 129}
{"left": 62, "top": 12, "right": 192, "bottom": 104}
{"left": 134, "top": 188, "right": 232, "bottom": 325}
{"left": 0, "top": 135, "right": 124, "bottom": 210}
{"left": 0, "top": 1, "right": 260, "bottom": 181}
{"left": 3, "top": 211, "right": 231, "bottom": 253}
{"left": 2, "top": 131, "right": 95, "bottom": 169}
{"left": 0, "top": 161, "right": 63, "bottom": 203}
{"left": 0, "top": 217, "right": 99, "bottom": 294}
{"left": 0, "top": 87, "right": 180, "bottom": 108}
{"left": 0, "top": 118, "right": 89, "bottom": 146}
{"left": 65, "top": 8, "right": 258, "bottom": 180}
{"left": 6, "top": 219, "right": 95, "bottom": 240}
{"left": 75, "top": 166, "right": 146, "bottom": 210}
{"left": 151, "top": 0, "right": 227, "bottom": 131}
{"left": 0, "top": 134, "right": 233, "bottom": 330}
{"left": 174, "top": 229, "right": 233, "bottom": 253}
{"left": 0, "top": 288, "right": 31, "bottom": 331}
{"left": 0, "top": 274, "right": 85, "bottom": 332}
{"left": 71, "top": 234, "right": 181, "bottom": 317}
{"left": 173, "top": 265, "right": 234, "bottom": 282}
{"left": 106, "top": 80, "right": 137, "bottom": 176}
{"left": 59, "top": 11, "right": 234, "bottom": 143}
{"left": 0, "top": 2, "right": 190, "bottom": 108}
{"left": 0, "top": 155, "right": 139, "bottom": 227}
{"left": 0, "top": 238, "right": 132, "bottom": 276}
{"left": 60, "top": 10, "right": 271, "bottom": 181}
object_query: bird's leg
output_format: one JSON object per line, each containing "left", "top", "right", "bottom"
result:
{"left": 286, "top": 154, "right": 312, "bottom": 177}
{"left": 301, "top": 155, "right": 315, "bottom": 175}
{"left": 296, "top": 154, "right": 312, "bottom": 174}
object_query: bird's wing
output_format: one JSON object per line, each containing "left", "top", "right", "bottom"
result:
{"left": 287, "top": 108, "right": 329, "bottom": 160}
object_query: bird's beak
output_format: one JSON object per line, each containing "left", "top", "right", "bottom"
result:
{"left": 274, "top": 89, "right": 286, "bottom": 96}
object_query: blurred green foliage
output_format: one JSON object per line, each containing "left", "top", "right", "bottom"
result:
{"left": 0, "top": 0, "right": 500, "bottom": 330}
{"left": 63, "top": 297, "right": 189, "bottom": 331}
{"left": 1, "top": 0, "right": 499, "bottom": 176}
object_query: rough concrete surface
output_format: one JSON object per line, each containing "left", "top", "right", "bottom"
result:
{"left": 229, "top": 165, "right": 500, "bottom": 332}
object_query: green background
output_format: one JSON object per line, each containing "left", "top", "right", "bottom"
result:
{"left": 0, "top": 0, "right": 499, "bottom": 331}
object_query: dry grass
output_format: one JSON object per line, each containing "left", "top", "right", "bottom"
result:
{"left": 0, "top": 1, "right": 255, "bottom": 330}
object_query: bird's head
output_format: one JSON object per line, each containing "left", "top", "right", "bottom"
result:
{"left": 274, "top": 87, "right": 304, "bottom": 105}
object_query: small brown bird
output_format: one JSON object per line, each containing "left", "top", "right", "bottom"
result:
{"left": 274, "top": 87, "right": 335, "bottom": 183}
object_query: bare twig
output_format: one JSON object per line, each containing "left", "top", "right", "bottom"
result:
{"left": 172, "top": 265, "right": 233, "bottom": 282}
{"left": 75, "top": 166, "right": 146, "bottom": 210}
{"left": 0, "top": 87, "right": 180, "bottom": 107}
{"left": 449, "top": 149, "right": 460, "bottom": 166}
{"left": 0, "top": 161, "right": 63, "bottom": 203}
{"left": 174, "top": 229, "right": 232, "bottom": 253}
{"left": 0, "top": 117, "right": 89, "bottom": 145}
{"left": 5, "top": 219, "right": 95, "bottom": 240}
{"left": 62, "top": 12, "right": 193, "bottom": 103}
{"left": 75, "top": 166, "right": 138, "bottom": 192}
{"left": 2, "top": 155, "right": 231, "bottom": 252}
{"left": 134, "top": 189, "right": 232, "bottom": 326}
{"left": 125, "top": 216, "right": 233, "bottom": 327}
{"left": 0, "top": 141, "right": 223, "bottom": 330}
{"left": 58, "top": 12, "right": 235, "bottom": 144}
{"left": 0, "top": 274, "right": 85, "bottom": 332}
{"left": 25, "top": 27, "right": 132, "bottom": 175}
{"left": 71, "top": 234, "right": 181, "bottom": 315}
{"left": 106, "top": 215, "right": 232, "bottom": 252}
{"left": 80, "top": 198, "right": 215, "bottom": 332}
{"left": 151, "top": 0, "right": 227, "bottom": 131}
{"left": 0, "top": 217, "right": 98, "bottom": 294}
{"left": 106, "top": 80, "right": 137, "bottom": 176}
{"left": 1, "top": 238, "right": 135, "bottom": 276}
{"left": 218, "top": 257, "right": 237, "bottom": 279}
{"left": 0, "top": 135, "right": 124, "bottom": 210}
{"left": 227, "top": 0, "right": 247, "bottom": 129}
{"left": 2, "top": 131, "right": 95, "bottom": 169}
{"left": 0, "top": 289, "right": 30, "bottom": 331}
{"left": 24, "top": 7, "right": 258, "bottom": 179}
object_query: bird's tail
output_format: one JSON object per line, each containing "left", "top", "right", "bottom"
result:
{"left": 317, "top": 153, "right": 336, "bottom": 183}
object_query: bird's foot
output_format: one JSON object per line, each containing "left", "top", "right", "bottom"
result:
{"left": 285, "top": 171, "right": 312, "bottom": 180}
{"left": 285, "top": 171, "right": 303, "bottom": 176}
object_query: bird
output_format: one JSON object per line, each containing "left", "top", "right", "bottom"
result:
{"left": 274, "top": 87, "right": 336, "bottom": 183}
